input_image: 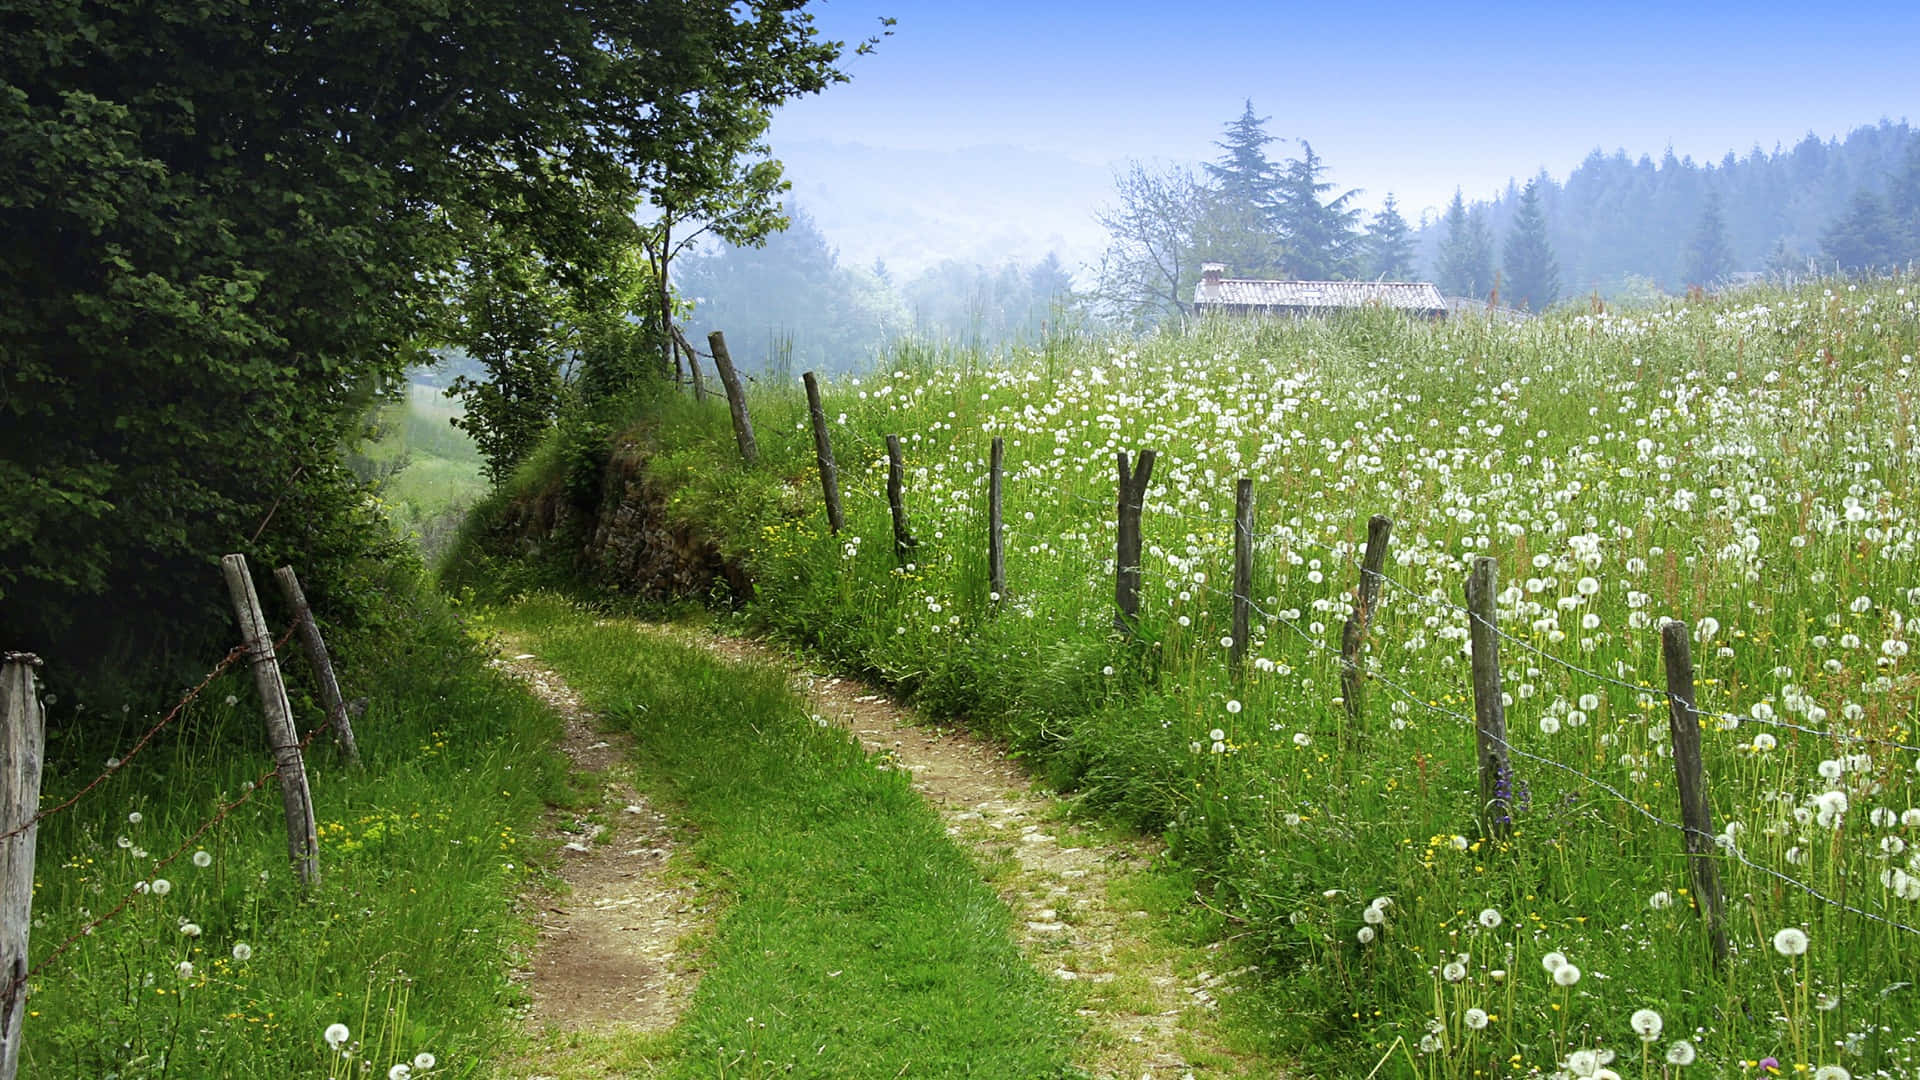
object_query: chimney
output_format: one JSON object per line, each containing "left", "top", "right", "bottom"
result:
{"left": 1201, "top": 263, "right": 1225, "bottom": 286}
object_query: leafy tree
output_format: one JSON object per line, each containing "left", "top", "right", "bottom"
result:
{"left": 1436, "top": 191, "right": 1496, "bottom": 298}
{"left": 1821, "top": 188, "right": 1900, "bottom": 272}
{"left": 1094, "top": 162, "right": 1211, "bottom": 326}
{"left": 0, "top": 0, "right": 863, "bottom": 672}
{"left": 1201, "top": 101, "right": 1284, "bottom": 276}
{"left": 1363, "top": 194, "right": 1416, "bottom": 279}
{"left": 1683, "top": 190, "right": 1735, "bottom": 287}
{"left": 1273, "top": 141, "right": 1362, "bottom": 279}
{"left": 1501, "top": 178, "right": 1560, "bottom": 309}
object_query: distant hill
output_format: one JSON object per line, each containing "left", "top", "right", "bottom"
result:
{"left": 1413, "top": 119, "right": 1916, "bottom": 297}
{"left": 770, "top": 139, "right": 1113, "bottom": 281}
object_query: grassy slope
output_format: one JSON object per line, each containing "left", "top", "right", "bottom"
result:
{"left": 475, "top": 281, "right": 1920, "bottom": 1078}
{"left": 489, "top": 597, "right": 1078, "bottom": 1079}
{"left": 26, "top": 591, "right": 568, "bottom": 1077}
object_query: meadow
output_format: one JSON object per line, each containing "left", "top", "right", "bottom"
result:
{"left": 610, "top": 279, "right": 1920, "bottom": 1078}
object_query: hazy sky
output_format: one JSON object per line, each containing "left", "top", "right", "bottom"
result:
{"left": 765, "top": 0, "right": 1916, "bottom": 267}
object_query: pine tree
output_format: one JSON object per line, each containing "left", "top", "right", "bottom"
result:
{"left": 1437, "top": 190, "right": 1495, "bottom": 298}
{"left": 1201, "top": 100, "right": 1283, "bottom": 276}
{"left": 1501, "top": 178, "right": 1560, "bottom": 310}
{"left": 1273, "top": 140, "right": 1361, "bottom": 279}
{"left": 1363, "top": 194, "right": 1415, "bottom": 278}
{"left": 1821, "top": 188, "right": 1898, "bottom": 272}
{"left": 1890, "top": 136, "right": 1920, "bottom": 260}
{"left": 1683, "top": 190, "right": 1734, "bottom": 287}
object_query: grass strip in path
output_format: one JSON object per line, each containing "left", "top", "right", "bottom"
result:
{"left": 492, "top": 596, "right": 1078, "bottom": 1079}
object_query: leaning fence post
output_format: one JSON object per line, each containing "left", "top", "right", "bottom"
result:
{"left": 1464, "top": 556, "right": 1511, "bottom": 839}
{"left": 706, "top": 331, "right": 758, "bottom": 466}
{"left": 1662, "top": 620, "right": 1731, "bottom": 968}
{"left": 802, "top": 372, "right": 845, "bottom": 534}
{"left": 273, "top": 566, "right": 361, "bottom": 767}
{"left": 885, "top": 435, "right": 918, "bottom": 564}
{"left": 221, "top": 554, "right": 320, "bottom": 887}
{"left": 1338, "top": 515, "right": 1394, "bottom": 731}
{"left": 989, "top": 436, "right": 1007, "bottom": 602}
{"left": 0, "top": 652, "right": 46, "bottom": 1080}
{"left": 1113, "top": 449, "right": 1156, "bottom": 636}
{"left": 1230, "top": 479, "right": 1253, "bottom": 680}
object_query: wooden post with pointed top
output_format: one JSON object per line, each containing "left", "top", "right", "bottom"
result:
{"left": 886, "top": 434, "right": 917, "bottom": 564}
{"left": 803, "top": 372, "right": 844, "bottom": 534}
{"left": 1339, "top": 515, "right": 1394, "bottom": 730}
{"left": 706, "top": 331, "right": 757, "bottom": 466}
{"left": 1465, "top": 556, "right": 1511, "bottom": 839}
{"left": 1230, "top": 478, "right": 1254, "bottom": 680}
{"left": 1662, "top": 620, "right": 1731, "bottom": 968}
{"left": 989, "top": 436, "right": 1007, "bottom": 602}
{"left": 1113, "top": 449, "right": 1156, "bottom": 636}
{"left": 222, "top": 554, "right": 319, "bottom": 887}
{"left": 0, "top": 652, "right": 46, "bottom": 1080}
{"left": 273, "top": 566, "right": 360, "bottom": 767}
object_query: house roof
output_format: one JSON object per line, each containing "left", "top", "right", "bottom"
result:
{"left": 1195, "top": 277, "right": 1448, "bottom": 313}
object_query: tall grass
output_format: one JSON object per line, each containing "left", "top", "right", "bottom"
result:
{"left": 25, "top": 587, "right": 567, "bottom": 1077}
{"left": 587, "top": 280, "right": 1920, "bottom": 1077}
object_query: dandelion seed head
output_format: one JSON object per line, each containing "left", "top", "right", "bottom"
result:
{"left": 324, "top": 1023, "right": 350, "bottom": 1048}
{"left": 1630, "top": 1008, "right": 1662, "bottom": 1040}
{"left": 1772, "top": 926, "right": 1809, "bottom": 956}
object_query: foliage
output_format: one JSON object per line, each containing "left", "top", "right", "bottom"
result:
{"left": 1499, "top": 177, "right": 1560, "bottom": 310}
{"left": 1683, "top": 190, "right": 1735, "bottom": 287}
{"left": 1093, "top": 162, "right": 1212, "bottom": 327}
{"left": 1363, "top": 194, "right": 1417, "bottom": 279}
{"left": 1415, "top": 121, "right": 1918, "bottom": 293}
{"left": 1202, "top": 100, "right": 1285, "bottom": 278}
{"left": 26, "top": 584, "right": 567, "bottom": 1077}
{"left": 1822, "top": 188, "right": 1902, "bottom": 272}
{"left": 1272, "top": 141, "right": 1363, "bottom": 280}
{"left": 1436, "top": 190, "right": 1496, "bottom": 298}
{"left": 0, "top": 0, "right": 858, "bottom": 686}
{"left": 489, "top": 276, "right": 1920, "bottom": 1077}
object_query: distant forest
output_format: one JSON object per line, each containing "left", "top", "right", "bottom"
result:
{"left": 1415, "top": 119, "right": 1920, "bottom": 297}
{"left": 678, "top": 205, "right": 1074, "bottom": 375}
{"left": 678, "top": 117, "right": 1919, "bottom": 371}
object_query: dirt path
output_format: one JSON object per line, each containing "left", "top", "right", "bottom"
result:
{"left": 694, "top": 631, "right": 1266, "bottom": 1080}
{"left": 492, "top": 644, "right": 711, "bottom": 1076}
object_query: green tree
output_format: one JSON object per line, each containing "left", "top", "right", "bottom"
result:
{"left": 1095, "top": 162, "right": 1211, "bottom": 327}
{"left": 1683, "top": 190, "right": 1735, "bottom": 287}
{"left": 1273, "top": 141, "right": 1362, "bottom": 279}
{"left": 0, "top": 0, "right": 863, "bottom": 672}
{"left": 1821, "top": 188, "right": 1900, "bottom": 272}
{"left": 1501, "top": 178, "right": 1560, "bottom": 310}
{"left": 1889, "top": 136, "right": 1920, "bottom": 259}
{"left": 1201, "top": 100, "right": 1284, "bottom": 276}
{"left": 1363, "top": 194, "right": 1416, "bottom": 279}
{"left": 1437, "top": 190, "right": 1496, "bottom": 298}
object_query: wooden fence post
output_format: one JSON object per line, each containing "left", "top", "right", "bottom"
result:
{"left": 885, "top": 434, "right": 918, "bottom": 564}
{"left": 1464, "top": 556, "right": 1511, "bottom": 839}
{"left": 1113, "top": 449, "right": 1156, "bottom": 635}
{"left": 273, "top": 566, "right": 360, "bottom": 767}
{"left": 221, "top": 555, "right": 319, "bottom": 887}
{"left": 1230, "top": 478, "right": 1253, "bottom": 680}
{"left": 802, "top": 372, "right": 844, "bottom": 534}
{"left": 989, "top": 436, "right": 1007, "bottom": 602}
{"left": 684, "top": 338, "right": 708, "bottom": 403}
{"left": 1662, "top": 620, "right": 1731, "bottom": 968}
{"left": 0, "top": 652, "right": 46, "bottom": 1080}
{"left": 706, "top": 331, "right": 758, "bottom": 466}
{"left": 1338, "top": 515, "right": 1394, "bottom": 731}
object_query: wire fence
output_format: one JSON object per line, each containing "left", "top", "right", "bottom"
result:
{"left": 828, "top": 444, "right": 1920, "bottom": 944}
{"left": 1, "top": 618, "right": 319, "bottom": 1007}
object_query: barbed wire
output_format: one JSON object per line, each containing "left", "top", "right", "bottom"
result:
{"left": 1202, "top": 581, "right": 1920, "bottom": 940}
{"left": 9, "top": 656, "right": 332, "bottom": 999}
{"left": 0, "top": 621, "right": 303, "bottom": 844}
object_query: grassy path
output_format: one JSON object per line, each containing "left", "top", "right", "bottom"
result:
{"left": 490, "top": 597, "right": 1078, "bottom": 1079}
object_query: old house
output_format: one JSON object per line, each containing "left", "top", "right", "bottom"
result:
{"left": 1192, "top": 264, "right": 1448, "bottom": 319}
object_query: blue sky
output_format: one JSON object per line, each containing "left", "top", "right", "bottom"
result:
{"left": 764, "top": 0, "right": 1918, "bottom": 271}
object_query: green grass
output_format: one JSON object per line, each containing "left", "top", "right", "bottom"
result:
{"left": 25, "top": 589, "right": 569, "bottom": 1078}
{"left": 355, "top": 385, "right": 490, "bottom": 566}
{"left": 473, "top": 278, "right": 1920, "bottom": 1078}
{"left": 488, "top": 596, "right": 1079, "bottom": 1079}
